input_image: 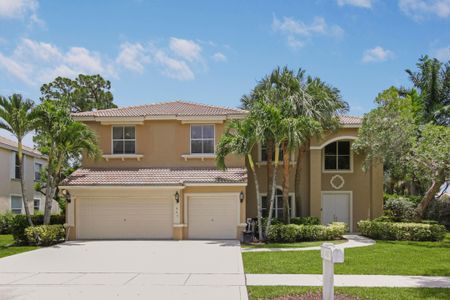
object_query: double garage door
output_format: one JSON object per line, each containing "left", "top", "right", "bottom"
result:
{"left": 76, "top": 193, "right": 239, "bottom": 240}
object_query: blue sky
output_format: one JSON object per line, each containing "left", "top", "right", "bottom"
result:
{"left": 0, "top": 0, "right": 449, "bottom": 145}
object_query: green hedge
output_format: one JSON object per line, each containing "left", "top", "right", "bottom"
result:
{"left": 25, "top": 225, "right": 65, "bottom": 246}
{"left": 358, "top": 220, "right": 447, "bottom": 241}
{"left": 11, "top": 214, "right": 65, "bottom": 243}
{"left": 0, "top": 212, "right": 15, "bottom": 234}
{"left": 267, "top": 222, "right": 347, "bottom": 243}
{"left": 290, "top": 216, "right": 320, "bottom": 225}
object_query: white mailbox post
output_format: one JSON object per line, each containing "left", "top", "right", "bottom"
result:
{"left": 321, "top": 243, "right": 344, "bottom": 300}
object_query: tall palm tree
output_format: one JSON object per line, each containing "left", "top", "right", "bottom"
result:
{"left": 0, "top": 94, "right": 36, "bottom": 226}
{"left": 34, "top": 99, "right": 100, "bottom": 224}
{"left": 292, "top": 72, "right": 348, "bottom": 217}
{"left": 216, "top": 116, "right": 264, "bottom": 240}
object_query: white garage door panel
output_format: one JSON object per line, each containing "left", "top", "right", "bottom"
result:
{"left": 188, "top": 195, "right": 238, "bottom": 240}
{"left": 77, "top": 196, "right": 172, "bottom": 240}
{"left": 322, "top": 193, "right": 351, "bottom": 228}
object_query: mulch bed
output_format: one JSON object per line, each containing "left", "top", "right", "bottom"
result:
{"left": 269, "top": 292, "right": 365, "bottom": 300}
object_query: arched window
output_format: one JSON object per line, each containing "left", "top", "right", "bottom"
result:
{"left": 261, "top": 188, "right": 293, "bottom": 219}
{"left": 324, "top": 141, "right": 351, "bottom": 171}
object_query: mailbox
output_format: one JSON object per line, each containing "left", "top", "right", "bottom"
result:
{"left": 321, "top": 243, "right": 344, "bottom": 300}
{"left": 321, "top": 243, "right": 344, "bottom": 263}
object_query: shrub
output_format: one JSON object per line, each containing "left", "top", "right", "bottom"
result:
{"left": 0, "top": 212, "right": 15, "bottom": 234}
{"left": 25, "top": 225, "right": 65, "bottom": 246}
{"left": 384, "top": 198, "right": 418, "bottom": 222}
{"left": 373, "top": 215, "right": 394, "bottom": 222}
{"left": 424, "top": 195, "right": 450, "bottom": 229}
{"left": 358, "top": 220, "right": 447, "bottom": 241}
{"left": 267, "top": 222, "right": 347, "bottom": 243}
{"left": 11, "top": 214, "right": 65, "bottom": 243}
{"left": 290, "top": 216, "right": 320, "bottom": 225}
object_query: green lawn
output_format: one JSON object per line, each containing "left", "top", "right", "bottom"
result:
{"left": 242, "top": 240, "right": 346, "bottom": 249}
{"left": 243, "top": 233, "right": 450, "bottom": 276}
{"left": 0, "top": 234, "right": 38, "bottom": 259}
{"left": 248, "top": 286, "right": 450, "bottom": 300}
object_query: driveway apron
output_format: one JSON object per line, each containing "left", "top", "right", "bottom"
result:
{"left": 0, "top": 240, "right": 248, "bottom": 300}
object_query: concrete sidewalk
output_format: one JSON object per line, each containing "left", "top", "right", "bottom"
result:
{"left": 242, "top": 235, "right": 375, "bottom": 253}
{"left": 246, "top": 274, "right": 450, "bottom": 288}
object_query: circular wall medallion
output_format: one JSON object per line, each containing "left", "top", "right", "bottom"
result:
{"left": 330, "top": 175, "right": 345, "bottom": 190}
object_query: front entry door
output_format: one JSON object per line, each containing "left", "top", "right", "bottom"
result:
{"left": 322, "top": 192, "right": 351, "bottom": 229}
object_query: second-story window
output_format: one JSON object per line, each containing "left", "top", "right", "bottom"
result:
{"left": 113, "top": 126, "right": 136, "bottom": 154}
{"left": 190, "top": 125, "right": 214, "bottom": 154}
{"left": 260, "top": 143, "right": 283, "bottom": 162}
{"left": 324, "top": 141, "right": 351, "bottom": 171}
{"left": 14, "top": 153, "right": 21, "bottom": 179}
{"left": 34, "top": 162, "right": 42, "bottom": 181}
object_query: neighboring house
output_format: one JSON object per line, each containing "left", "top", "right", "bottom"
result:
{"left": 62, "top": 101, "right": 383, "bottom": 240}
{"left": 0, "top": 136, "right": 59, "bottom": 215}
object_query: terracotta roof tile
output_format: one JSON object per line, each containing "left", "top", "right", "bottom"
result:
{"left": 339, "top": 115, "right": 362, "bottom": 126}
{"left": 62, "top": 167, "right": 247, "bottom": 186}
{"left": 73, "top": 100, "right": 247, "bottom": 118}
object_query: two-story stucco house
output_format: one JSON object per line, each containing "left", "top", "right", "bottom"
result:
{"left": 0, "top": 136, "right": 59, "bottom": 215}
{"left": 62, "top": 101, "right": 383, "bottom": 240}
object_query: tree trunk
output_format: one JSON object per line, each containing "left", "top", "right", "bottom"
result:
{"left": 266, "top": 139, "right": 274, "bottom": 208}
{"left": 294, "top": 142, "right": 307, "bottom": 217}
{"left": 18, "top": 141, "right": 34, "bottom": 227}
{"left": 417, "top": 178, "right": 444, "bottom": 218}
{"left": 43, "top": 167, "right": 55, "bottom": 225}
{"left": 265, "top": 145, "right": 280, "bottom": 237}
{"left": 281, "top": 142, "right": 290, "bottom": 224}
{"left": 248, "top": 154, "right": 263, "bottom": 241}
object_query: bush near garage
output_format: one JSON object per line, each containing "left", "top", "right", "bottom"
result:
{"left": 0, "top": 212, "right": 15, "bottom": 234}
{"left": 358, "top": 220, "right": 446, "bottom": 241}
{"left": 25, "top": 225, "right": 65, "bottom": 246}
{"left": 267, "top": 222, "right": 347, "bottom": 243}
{"left": 11, "top": 214, "right": 65, "bottom": 244}
{"left": 384, "top": 197, "right": 418, "bottom": 222}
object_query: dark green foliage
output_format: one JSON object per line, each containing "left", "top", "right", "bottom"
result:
{"left": 358, "top": 220, "right": 446, "bottom": 241}
{"left": 0, "top": 213, "right": 15, "bottom": 234}
{"left": 25, "top": 225, "right": 65, "bottom": 246}
{"left": 11, "top": 214, "right": 65, "bottom": 243}
{"left": 290, "top": 216, "right": 320, "bottom": 225}
{"left": 267, "top": 223, "right": 347, "bottom": 243}
{"left": 384, "top": 197, "right": 418, "bottom": 222}
{"left": 425, "top": 195, "right": 450, "bottom": 229}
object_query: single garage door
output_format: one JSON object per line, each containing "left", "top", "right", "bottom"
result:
{"left": 77, "top": 196, "right": 173, "bottom": 239}
{"left": 188, "top": 194, "right": 239, "bottom": 239}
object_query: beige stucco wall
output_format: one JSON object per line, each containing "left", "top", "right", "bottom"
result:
{"left": 0, "top": 147, "right": 58, "bottom": 214}
{"left": 82, "top": 120, "right": 244, "bottom": 168}
{"left": 246, "top": 127, "right": 384, "bottom": 231}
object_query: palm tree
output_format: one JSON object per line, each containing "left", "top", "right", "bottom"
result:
{"left": 0, "top": 94, "right": 36, "bottom": 226}
{"left": 292, "top": 72, "right": 348, "bottom": 217}
{"left": 216, "top": 116, "right": 264, "bottom": 240}
{"left": 34, "top": 99, "right": 100, "bottom": 224}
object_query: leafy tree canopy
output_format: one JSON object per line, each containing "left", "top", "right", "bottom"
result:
{"left": 40, "top": 74, "right": 117, "bottom": 113}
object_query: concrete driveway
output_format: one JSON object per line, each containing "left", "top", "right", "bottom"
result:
{"left": 0, "top": 240, "right": 248, "bottom": 300}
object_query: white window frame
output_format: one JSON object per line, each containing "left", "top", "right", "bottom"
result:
{"left": 111, "top": 126, "right": 136, "bottom": 155}
{"left": 189, "top": 124, "right": 215, "bottom": 154}
{"left": 322, "top": 141, "right": 353, "bottom": 173}
{"left": 10, "top": 195, "right": 23, "bottom": 214}
{"left": 260, "top": 187, "right": 296, "bottom": 218}
{"left": 34, "top": 160, "right": 43, "bottom": 181}
{"left": 33, "top": 198, "right": 41, "bottom": 213}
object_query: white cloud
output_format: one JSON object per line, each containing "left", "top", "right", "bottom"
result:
{"left": 153, "top": 50, "right": 194, "bottom": 80}
{"left": 0, "top": 38, "right": 116, "bottom": 85}
{"left": 362, "top": 46, "right": 395, "bottom": 63}
{"left": 169, "top": 37, "right": 202, "bottom": 62}
{"left": 212, "top": 52, "right": 227, "bottom": 62}
{"left": 116, "top": 42, "right": 150, "bottom": 73}
{"left": 0, "top": 0, "right": 44, "bottom": 26}
{"left": 399, "top": 0, "right": 450, "bottom": 20}
{"left": 433, "top": 46, "right": 450, "bottom": 61}
{"left": 337, "top": 0, "right": 373, "bottom": 8}
{"left": 272, "top": 16, "right": 344, "bottom": 49}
